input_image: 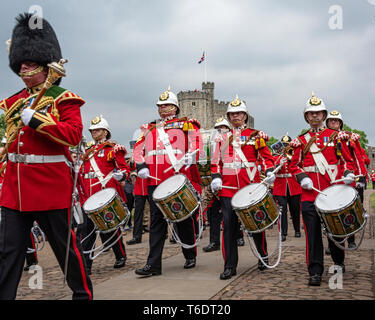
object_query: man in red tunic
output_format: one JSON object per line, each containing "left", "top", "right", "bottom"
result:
{"left": 0, "top": 13, "right": 93, "bottom": 300}
{"left": 325, "top": 110, "right": 367, "bottom": 249}
{"left": 289, "top": 92, "right": 355, "bottom": 286}
{"left": 133, "top": 86, "right": 202, "bottom": 276}
{"left": 80, "top": 116, "right": 129, "bottom": 273}
{"left": 210, "top": 96, "right": 275, "bottom": 279}
{"left": 272, "top": 135, "right": 302, "bottom": 242}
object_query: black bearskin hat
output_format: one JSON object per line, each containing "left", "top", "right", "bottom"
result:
{"left": 9, "top": 13, "right": 62, "bottom": 83}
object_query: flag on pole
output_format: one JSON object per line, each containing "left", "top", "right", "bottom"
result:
{"left": 198, "top": 51, "right": 205, "bottom": 64}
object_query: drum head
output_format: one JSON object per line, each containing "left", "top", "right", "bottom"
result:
{"left": 231, "top": 183, "right": 268, "bottom": 209}
{"left": 315, "top": 185, "right": 357, "bottom": 212}
{"left": 83, "top": 188, "right": 117, "bottom": 212}
{"left": 153, "top": 174, "right": 187, "bottom": 200}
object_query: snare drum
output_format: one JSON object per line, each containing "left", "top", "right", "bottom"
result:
{"left": 83, "top": 188, "right": 129, "bottom": 233}
{"left": 231, "top": 183, "right": 279, "bottom": 233}
{"left": 152, "top": 174, "right": 200, "bottom": 223}
{"left": 315, "top": 185, "right": 366, "bottom": 238}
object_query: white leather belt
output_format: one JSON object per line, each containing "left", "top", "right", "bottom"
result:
{"left": 303, "top": 164, "right": 337, "bottom": 173}
{"left": 8, "top": 153, "right": 67, "bottom": 164}
{"left": 84, "top": 172, "right": 98, "bottom": 179}
{"left": 223, "top": 162, "right": 256, "bottom": 170}
{"left": 276, "top": 174, "right": 292, "bottom": 178}
{"left": 146, "top": 149, "right": 183, "bottom": 157}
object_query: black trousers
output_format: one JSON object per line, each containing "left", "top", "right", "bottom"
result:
{"left": 147, "top": 186, "right": 197, "bottom": 271}
{"left": 125, "top": 192, "right": 134, "bottom": 227}
{"left": 301, "top": 201, "right": 344, "bottom": 276}
{"left": 274, "top": 190, "right": 301, "bottom": 236}
{"left": 0, "top": 207, "right": 93, "bottom": 300}
{"left": 78, "top": 212, "right": 126, "bottom": 271}
{"left": 207, "top": 197, "right": 222, "bottom": 245}
{"left": 132, "top": 195, "right": 149, "bottom": 241}
{"left": 221, "top": 197, "right": 267, "bottom": 270}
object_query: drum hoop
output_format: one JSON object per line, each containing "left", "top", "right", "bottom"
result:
{"left": 83, "top": 188, "right": 117, "bottom": 213}
{"left": 231, "top": 185, "right": 269, "bottom": 210}
{"left": 152, "top": 174, "right": 189, "bottom": 202}
{"left": 314, "top": 185, "right": 358, "bottom": 213}
{"left": 314, "top": 189, "right": 359, "bottom": 214}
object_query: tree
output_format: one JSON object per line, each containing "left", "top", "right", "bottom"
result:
{"left": 0, "top": 114, "right": 5, "bottom": 140}
{"left": 343, "top": 124, "right": 368, "bottom": 152}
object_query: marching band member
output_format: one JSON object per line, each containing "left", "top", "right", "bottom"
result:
{"left": 272, "top": 135, "right": 302, "bottom": 242}
{"left": 80, "top": 116, "right": 129, "bottom": 273}
{"left": 133, "top": 86, "right": 202, "bottom": 276}
{"left": 210, "top": 96, "right": 275, "bottom": 280}
{"left": 289, "top": 92, "right": 355, "bottom": 286}
{"left": 127, "top": 165, "right": 149, "bottom": 245}
{"left": 0, "top": 13, "right": 93, "bottom": 300}
{"left": 325, "top": 110, "right": 367, "bottom": 249}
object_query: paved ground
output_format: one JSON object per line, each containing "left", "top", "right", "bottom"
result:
{"left": 16, "top": 189, "right": 375, "bottom": 301}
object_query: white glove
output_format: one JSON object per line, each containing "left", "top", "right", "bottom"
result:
{"left": 113, "top": 171, "right": 124, "bottom": 181}
{"left": 343, "top": 173, "right": 355, "bottom": 185}
{"left": 356, "top": 181, "right": 366, "bottom": 188}
{"left": 138, "top": 168, "right": 150, "bottom": 179}
{"left": 300, "top": 177, "right": 313, "bottom": 190}
{"left": 183, "top": 153, "right": 194, "bottom": 169}
{"left": 21, "top": 108, "right": 35, "bottom": 126}
{"left": 211, "top": 178, "right": 222, "bottom": 192}
{"left": 264, "top": 172, "right": 276, "bottom": 185}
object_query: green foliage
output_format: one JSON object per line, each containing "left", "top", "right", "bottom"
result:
{"left": 343, "top": 124, "right": 368, "bottom": 152}
{"left": 0, "top": 114, "right": 5, "bottom": 140}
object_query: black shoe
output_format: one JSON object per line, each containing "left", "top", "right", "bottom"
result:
{"left": 143, "top": 226, "right": 149, "bottom": 233}
{"left": 308, "top": 274, "right": 322, "bottom": 286}
{"left": 258, "top": 258, "right": 268, "bottom": 271}
{"left": 135, "top": 264, "right": 161, "bottom": 276}
{"left": 348, "top": 242, "right": 356, "bottom": 249}
{"left": 325, "top": 248, "right": 331, "bottom": 255}
{"left": 220, "top": 268, "right": 237, "bottom": 280}
{"left": 295, "top": 231, "right": 301, "bottom": 238}
{"left": 169, "top": 237, "right": 176, "bottom": 244}
{"left": 237, "top": 238, "right": 245, "bottom": 246}
{"left": 184, "top": 258, "right": 196, "bottom": 269}
{"left": 281, "top": 235, "right": 287, "bottom": 242}
{"left": 334, "top": 263, "right": 345, "bottom": 274}
{"left": 24, "top": 263, "right": 37, "bottom": 272}
{"left": 126, "top": 238, "right": 141, "bottom": 245}
{"left": 114, "top": 257, "right": 126, "bottom": 269}
{"left": 203, "top": 243, "right": 220, "bottom": 252}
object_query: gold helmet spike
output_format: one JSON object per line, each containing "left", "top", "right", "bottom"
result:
{"left": 309, "top": 91, "right": 322, "bottom": 106}
{"left": 230, "top": 94, "right": 242, "bottom": 107}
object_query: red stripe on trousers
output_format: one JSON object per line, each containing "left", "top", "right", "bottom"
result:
{"left": 116, "top": 228, "right": 126, "bottom": 257}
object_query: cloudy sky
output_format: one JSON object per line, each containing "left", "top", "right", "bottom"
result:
{"left": 0, "top": 0, "right": 374, "bottom": 149}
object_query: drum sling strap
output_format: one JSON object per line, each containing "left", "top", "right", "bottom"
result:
{"left": 304, "top": 132, "right": 338, "bottom": 182}
{"left": 88, "top": 156, "right": 113, "bottom": 188}
{"left": 156, "top": 125, "right": 184, "bottom": 173}
{"left": 231, "top": 131, "right": 257, "bottom": 182}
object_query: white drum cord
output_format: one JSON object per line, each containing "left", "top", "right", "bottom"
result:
{"left": 243, "top": 209, "right": 283, "bottom": 269}
{"left": 167, "top": 201, "right": 204, "bottom": 249}
{"left": 27, "top": 222, "right": 46, "bottom": 254}
{"left": 82, "top": 209, "right": 131, "bottom": 260}
{"left": 322, "top": 211, "right": 368, "bottom": 251}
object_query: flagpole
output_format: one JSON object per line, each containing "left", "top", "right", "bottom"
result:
{"left": 204, "top": 51, "right": 207, "bottom": 83}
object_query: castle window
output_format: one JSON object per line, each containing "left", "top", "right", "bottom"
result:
{"left": 192, "top": 102, "right": 196, "bottom": 106}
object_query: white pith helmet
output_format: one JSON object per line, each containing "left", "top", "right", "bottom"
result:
{"left": 304, "top": 92, "right": 327, "bottom": 123}
{"left": 326, "top": 110, "right": 343, "bottom": 130}
{"left": 226, "top": 95, "right": 249, "bottom": 120}
{"left": 214, "top": 116, "right": 231, "bottom": 129}
{"left": 156, "top": 85, "right": 180, "bottom": 114}
{"left": 89, "top": 115, "right": 111, "bottom": 139}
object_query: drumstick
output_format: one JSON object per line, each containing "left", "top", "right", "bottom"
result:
{"left": 331, "top": 175, "right": 361, "bottom": 184}
{"left": 312, "top": 186, "right": 327, "bottom": 196}
{"left": 148, "top": 175, "right": 161, "bottom": 181}
{"left": 163, "top": 149, "right": 200, "bottom": 173}
{"left": 221, "top": 186, "right": 238, "bottom": 190}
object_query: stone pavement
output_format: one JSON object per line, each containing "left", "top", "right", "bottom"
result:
{"left": 16, "top": 189, "right": 375, "bottom": 300}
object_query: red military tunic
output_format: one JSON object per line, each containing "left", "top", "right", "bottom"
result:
{"left": 81, "top": 141, "right": 130, "bottom": 202}
{"left": 272, "top": 154, "right": 302, "bottom": 197}
{"left": 289, "top": 127, "right": 355, "bottom": 203}
{"left": 133, "top": 116, "right": 202, "bottom": 194}
{"left": 211, "top": 127, "right": 275, "bottom": 197}
{"left": 0, "top": 86, "right": 84, "bottom": 211}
